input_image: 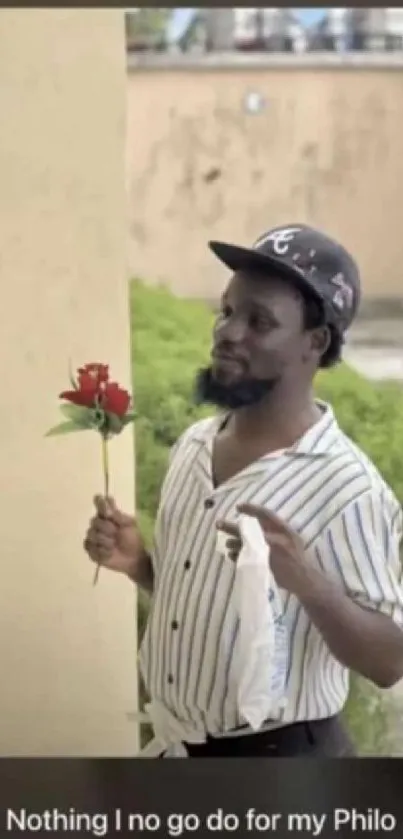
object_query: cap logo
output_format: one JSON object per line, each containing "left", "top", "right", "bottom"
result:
{"left": 254, "top": 227, "right": 301, "bottom": 256}
{"left": 330, "top": 273, "right": 353, "bottom": 311}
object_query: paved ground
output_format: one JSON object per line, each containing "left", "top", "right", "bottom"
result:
{"left": 345, "top": 319, "right": 403, "bottom": 382}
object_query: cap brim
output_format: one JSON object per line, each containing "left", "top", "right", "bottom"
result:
{"left": 209, "top": 240, "right": 325, "bottom": 311}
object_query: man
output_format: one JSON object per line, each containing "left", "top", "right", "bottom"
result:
{"left": 85, "top": 223, "right": 403, "bottom": 757}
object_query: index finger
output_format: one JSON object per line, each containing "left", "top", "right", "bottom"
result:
{"left": 216, "top": 520, "right": 240, "bottom": 539}
{"left": 237, "top": 503, "right": 295, "bottom": 537}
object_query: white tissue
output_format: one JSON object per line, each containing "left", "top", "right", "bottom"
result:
{"left": 216, "top": 529, "right": 230, "bottom": 560}
{"left": 234, "top": 514, "right": 288, "bottom": 730}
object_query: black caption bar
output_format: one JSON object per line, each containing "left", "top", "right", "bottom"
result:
{"left": 0, "top": 759, "right": 401, "bottom": 838}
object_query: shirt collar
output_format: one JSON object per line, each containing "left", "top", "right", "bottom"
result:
{"left": 289, "top": 401, "right": 339, "bottom": 457}
{"left": 190, "top": 400, "right": 340, "bottom": 459}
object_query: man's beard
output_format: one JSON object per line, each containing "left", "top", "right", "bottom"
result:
{"left": 195, "top": 366, "right": 280, "bottom": 410}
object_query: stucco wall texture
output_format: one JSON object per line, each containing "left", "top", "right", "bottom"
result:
{"left": 0, "top": 10, "right": 138, "bottom": 755}
{"left": 127, "top": 65, "right": 403, "bottom": 303}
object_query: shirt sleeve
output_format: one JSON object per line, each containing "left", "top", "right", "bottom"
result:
{"left": 316, "top": 489, "right": 403, "bottom": 627}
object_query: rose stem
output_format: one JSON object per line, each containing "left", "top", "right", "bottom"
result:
{"left": 93, "top": 433, "right": 109, "bottom": 586}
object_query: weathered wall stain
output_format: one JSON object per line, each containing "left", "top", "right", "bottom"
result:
{"left": 127, "top": 67, "right": 403, "bottom": 301}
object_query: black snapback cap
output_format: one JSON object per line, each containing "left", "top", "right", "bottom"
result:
{"left": 209, "top": 223, "right": 361, "bottom": 332}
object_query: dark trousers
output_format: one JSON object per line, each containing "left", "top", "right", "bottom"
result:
{"left": 184, "top": 716, "right": 356, "bottom": 757}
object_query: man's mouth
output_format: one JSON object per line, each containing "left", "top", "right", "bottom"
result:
{"left": 211, "top": 350, "right": 247, "bottom": 374}
{"left": 212, "top": 349, "right": 246, "bottom": 364}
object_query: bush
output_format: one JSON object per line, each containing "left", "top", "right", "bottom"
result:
{"left": 316, "top": 365, "right": 403, "bottom": 505}
{"left": 131, "top": 279, "right": 403, "bottom": 755}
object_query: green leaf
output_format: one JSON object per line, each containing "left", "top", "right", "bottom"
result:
{"left": 45, "top": 421, "right": 89, "bottom": 437}
{"left": 106, "top": 412, "right": 124, "bottom": 434}
{"left": 103, "top": 411, "right": 137, "bottom": 436}
{"left": 121, "top": 412, "right": 137, "bottom": 426}
{"left": 92, "top": 407, "right": 107, "bottom": 431}
{"left": 59, "top": 403, "right": 94, "bottom": 427}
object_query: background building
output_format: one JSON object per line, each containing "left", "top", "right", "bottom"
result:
{"left": 126, "top": 46, "right": 403, "bottom": 308}
{"left": 126, "top": 8, "right": 403, "bottom": 53}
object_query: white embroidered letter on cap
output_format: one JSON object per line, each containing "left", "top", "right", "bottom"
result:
{"left": 254, "top": 227, "right": 301, "bottom": 256}
{"left": 330, "top": 273, "right": 353, "bottom": 311}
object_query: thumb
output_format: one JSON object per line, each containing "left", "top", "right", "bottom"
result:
{"left": 94, "top": 495, "right": 135, "bottom": 527}
{"left": 105, "top": 496, "right": 136, "bottom": 528}
{"left": 94, "top": 494, "right": 113, "bottom": 518}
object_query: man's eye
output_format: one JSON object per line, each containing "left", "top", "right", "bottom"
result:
{"left": 220, "top": 305, "right": 232, "bottom": 319}
{"left": 249, "top": 314, "right": 268, "bottom": 330}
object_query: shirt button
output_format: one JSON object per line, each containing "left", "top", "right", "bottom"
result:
{"left": 167, "top": 674, "right": 174, "bottom": 684}
{"left": 184, "top": 560, "right": 191, "bottom": 570}
{"left": 204, "top": 498, "right": 215, "bottom": 509}
{"left": 171, "top": 620, "right": 179, "bottom": 631}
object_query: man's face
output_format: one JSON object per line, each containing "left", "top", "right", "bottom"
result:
{"left": 196, "top": 270, "right": 320, "bottom": 410}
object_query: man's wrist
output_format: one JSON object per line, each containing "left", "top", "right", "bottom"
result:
{"left": 288, "top": 562, "right": 332, "bottom": 603}
{"left": 127, "top": 547, "right": 154, "bottom": 592}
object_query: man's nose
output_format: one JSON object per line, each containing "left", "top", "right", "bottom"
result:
{"left": 216, "top": 314, "right": 247, "bottom": 344}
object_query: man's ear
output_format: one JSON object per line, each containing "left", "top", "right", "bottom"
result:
{"left": 311, "top": 325, "right": 331, "bottom": 359}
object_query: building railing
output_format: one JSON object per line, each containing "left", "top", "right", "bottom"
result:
{"left": 126, "top": 34, "right": 403, "bottom": 56}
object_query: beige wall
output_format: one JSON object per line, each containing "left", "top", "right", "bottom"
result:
{"left": 0, "top": 11, "right": 138, "bottom": 755}
{"left": 127, "top": 60, "right": 403, "bottom": 303}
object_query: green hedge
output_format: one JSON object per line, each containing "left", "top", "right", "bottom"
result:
{"left": 131, "top": 279, "right": 403, "bottom": 755}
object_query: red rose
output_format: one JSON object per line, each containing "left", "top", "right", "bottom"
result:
{"left": 60, "top": 363, "right": 111, "bottom": 408}
{"left": 78, "top": 363, "right": 109, "bottom": 385}
{"left": 101, "top": 382, "right": 130, "bottom": 417}
{"left": 59, "top": 362, "right": 131, "bottom": 417}
{"left": 50, "top": 360, "right": 135, "bottom": 585}
{"left": 60, "top": 372, "right": 100, "bottom": 408}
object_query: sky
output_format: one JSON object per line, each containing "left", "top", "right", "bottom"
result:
{"left": 168, "top": 8, "right": 328, "bottom": 39}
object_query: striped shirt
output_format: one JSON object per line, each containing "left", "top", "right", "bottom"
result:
{"left": 139, "top": 401, "right": 403, "bottom": 736}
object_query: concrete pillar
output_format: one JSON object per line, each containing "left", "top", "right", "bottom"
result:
{"left": 0, "top": 10, "right": 138, "bottom": 755}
